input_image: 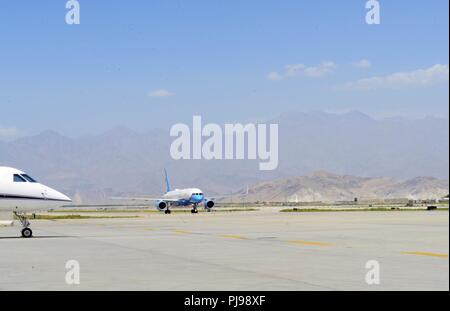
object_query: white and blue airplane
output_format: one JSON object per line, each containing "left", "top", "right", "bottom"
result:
{"left": 113, "top": 170, "right": 215, "bottom": 214}
{"left": 0, "top": 167, "right": 72, "bottom": 238}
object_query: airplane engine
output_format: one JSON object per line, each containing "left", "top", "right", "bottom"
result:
{"left": 155, "top": 200, "right": 167, "bottom": 211}
{"left": 204, "top": 200, "right": 215, "bottom": 209}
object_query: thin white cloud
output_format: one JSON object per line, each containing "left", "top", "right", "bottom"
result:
{"left": 0, "top": 127, "right": 19, "bottom": 141}
{"left": 352, "top": 59, "right": 372, "bottom": 69}
{"left": 285, "top": 64, "right": 306, "bottom": 77}
{"left": 149, "top": 89, "right": 175, "bottom": 97}
{"left": 268, "top": 61, "right": 336, "bottom": 81}
{"left": 303, "top": 61, "right": 336, "bottom": 77}
{"left": 337, "top": 64, "right": 449, "bottom": 91}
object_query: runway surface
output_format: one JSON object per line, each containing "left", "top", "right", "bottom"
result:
{"left": 0, "top": 209, "right": 448, "bottom": 290}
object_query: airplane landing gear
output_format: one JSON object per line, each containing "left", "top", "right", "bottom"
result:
{"left": 165, "top": 209, "right": 172, "bottom": 214}
{"left": 21, "top": 227, "right": 33, "bottom": 238}
{"left": 14, "top": 211, "right": 33, "bottom": 238}
{"left": 191, "top": 204, "right": 199, "bottom": 214}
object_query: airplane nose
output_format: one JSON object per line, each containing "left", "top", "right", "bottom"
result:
{"left": 58, "top": 192, "right": 72, "bottom": 202}
{"left": 44, "top": 187, "right": 72, "bottom": 202}
{"left": 191, "top": 194, "right": 204, "bottom": 202}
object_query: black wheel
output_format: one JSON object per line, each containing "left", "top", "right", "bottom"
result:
{"left": 21, "top": 228, "right": 33, "bottom": 238}
{"left": 165, "top": 209, "right": 171, "bottom": 214}
{"left": 191, "top": 209, "right": 198, "bottom": 214}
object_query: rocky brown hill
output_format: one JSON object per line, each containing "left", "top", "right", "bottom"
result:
{"left": 234, "top": 172, "right": 449, "bottom": 202}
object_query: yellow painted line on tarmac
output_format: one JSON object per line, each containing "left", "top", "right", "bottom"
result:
{"left": 402, "top": 252, "right": 449, "bottom": 259}
{"left": 174, "top": 230, "right": 193, "bottom": 235}
{"left": 287, "top": 240, "right": 332, "bottom": 247}
{"left": 220, "top": 235, "right": 248, "bottom": 240}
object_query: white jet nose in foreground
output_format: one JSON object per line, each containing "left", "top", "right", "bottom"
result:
{"left": 43, "top": 187, "right": 72, "bottom": 202}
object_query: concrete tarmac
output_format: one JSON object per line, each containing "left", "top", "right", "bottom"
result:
{"left": 0, "top": 209, "right": 448, "bottom": 291}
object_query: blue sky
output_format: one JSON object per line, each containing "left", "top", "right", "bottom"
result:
{"left": 0, "top": 0, "right": 448, "bottom": 139}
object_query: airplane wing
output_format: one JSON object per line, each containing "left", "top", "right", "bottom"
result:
{"left": 206, "top": 189, "right": 249, "bottom": 202}
{"left": 206, "top": 195, "right": 230, "bottom": 201}
{"left": 110, "top": 197, "right": 179, "bottom": 202}
{"left": 207, "top": 194, "right": 244, "bottom": 201}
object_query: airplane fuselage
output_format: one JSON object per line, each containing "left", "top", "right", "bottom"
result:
{"left": 113, "top": 170, "right": 215, "bottom": 214}
{"left": 0, "top": 167, "right": 72, "bottom": 213}
{"left": 162, "top": 188, "right": 205, "bottom": 206}
{"left": 0, "top": 167, "right": 72, "bottom": 237}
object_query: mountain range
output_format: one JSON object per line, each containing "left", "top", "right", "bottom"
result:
{"left": 1, "top": 111, "right": 448, "bottom": 203}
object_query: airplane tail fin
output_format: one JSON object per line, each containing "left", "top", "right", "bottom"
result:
{"left": 164, "top": 169, "right": 171, "bottom": 193}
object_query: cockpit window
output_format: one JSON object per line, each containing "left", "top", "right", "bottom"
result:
{"left": 21, "top": 174, "right": 37, "bottom": 183}
{"left": 13, "top": 174, "right": 27, "bottom": 182}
